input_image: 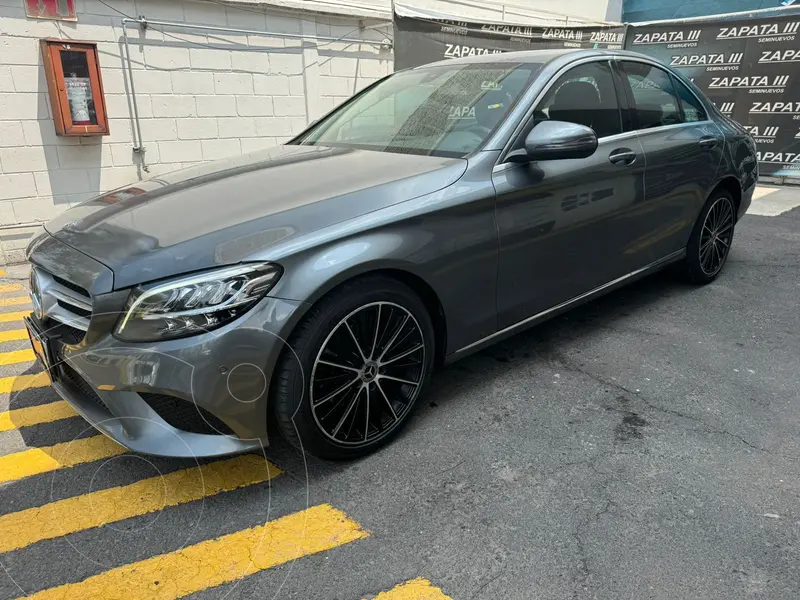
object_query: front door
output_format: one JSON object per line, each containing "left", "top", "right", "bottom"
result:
{"left": 494, "top": 60, "right": 648, "bottom": 329}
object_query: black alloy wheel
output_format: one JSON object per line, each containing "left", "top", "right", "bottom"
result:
{"left": 272, "top": 276, "right": 434, "bottom": 460}
{"left": 310, "top": 301, "right": 425, "bottom": 445}
{"left": 677, "top": 190, "right": 736, "bottom": 284}
{"left": 699, "top": 195, "right": 735, "bottom": 276}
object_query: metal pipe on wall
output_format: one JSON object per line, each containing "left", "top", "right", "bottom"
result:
{"left": 119, "top": 16, "right": 392, "bottom": 172}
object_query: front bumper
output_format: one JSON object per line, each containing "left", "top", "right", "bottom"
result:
{"left": 28, "top": 235, "right": 306, "bottom": 458}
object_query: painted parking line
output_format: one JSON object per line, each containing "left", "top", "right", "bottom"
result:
{"left": 0, "top": 310, "right": 30, "bottom": 323}
{"left": 25, "top": 503, "right": 369, "bottom": 600}
{"left": 0, "top": 283, "right": 23, "bottom": 294}
{"left": 0, "top": 296, "right": 31, "bottom": 308}
{"left": 0, "top": 329, "right": 30, "bottom": 343}
{"left": 368, "top": 578, "right": 454, "bottom": 599}
{"left": 0, "top": 349, "right": 37, "bottom": 366}
{"left": 0, "top": 454, "right": 281, "bottom": 553}
{"left": 0, "top": 269, "right": 6, "bottom": 276}
{"left": 0, "top": 400, "right": 73, "bottom": 433}
{"left": 0, "top": 435, "right": 126, "bottom": 485}
{"left": 0, "top": 372, "right": 50, "bottom": 394}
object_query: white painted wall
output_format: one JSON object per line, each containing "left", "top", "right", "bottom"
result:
{"left": 0, "top": 0, "right": 392, "bottom": 264}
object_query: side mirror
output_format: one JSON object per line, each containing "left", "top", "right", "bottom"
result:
{"left": 508, "top": 120, "right": 598, "bottom": 163}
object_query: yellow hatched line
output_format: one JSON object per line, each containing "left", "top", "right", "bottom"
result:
{"left": 0, "top": 454, "right": 281, "bottom": 553}
{"left": 24, "top": 504, "right": 369, "bottom": 600}
{"left": 0, "top": 296, "right": 30, "bottom": 308}
{"left": 0, "top": 329, "right": 29, "bottom": 343}
{"left": 0, "top": 436, "right": 126, "bottom": 485}
{"left": 369, "top": 578, "right": 454, "bottom": 599}
{"left": 0, "top": 400, "right": 73, "bottom": 433}
{"left": 0, "top": 283, "right": 23, "bottom": 294}
{"left": 0, "top": 372, "right": 50, "bottom": 394}
{"left": 0, "top": 349, "right": 36, "bottom": 366}
{"left": 0, "top": 310, "right": 30, "bottom": 323}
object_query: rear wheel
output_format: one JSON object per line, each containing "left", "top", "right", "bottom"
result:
{"left": 272, "top": 276, "right": 434, "bottom": 460}
{"left": 676, "top": 190, "right": 736, "bottom": 284}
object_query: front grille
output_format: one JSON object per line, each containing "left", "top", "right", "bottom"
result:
{"left": 139, "top": 393, "right": 235, "bottom": 436}
{"left": 52, "top": 274, "right": 90, "bottom": 298}
{"left": 59, "top": 363, "right": 111, "bottom": 415}
{"left": 56, "top": 299, "right": 91, "bottom": 319}
{"left": 32, "top": 268, "right": 93, "bottom": 338}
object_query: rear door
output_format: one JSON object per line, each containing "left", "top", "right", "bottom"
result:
{"left": 493, "top": 59, "right": 648, "bottom": 329}
{"left": 615, "top": 60, "right": 724, "bottom": 263}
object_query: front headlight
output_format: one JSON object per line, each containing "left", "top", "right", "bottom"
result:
{"left": 114, "top": 263, "right": 281, "bottom": 342}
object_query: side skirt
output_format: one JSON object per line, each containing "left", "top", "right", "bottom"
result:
{"left": 445, "top": 249, "right": 686, "bottom": 364}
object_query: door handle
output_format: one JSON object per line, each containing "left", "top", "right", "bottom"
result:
{"left": 609, "top": 148, "right": 636, "bottom": 166}
{"left": 699, "top": 136, "right": 718, "bottom": 149}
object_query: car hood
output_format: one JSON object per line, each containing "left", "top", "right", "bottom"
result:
{"left": 45, "top": 145, "right": 467, "bottom": 289}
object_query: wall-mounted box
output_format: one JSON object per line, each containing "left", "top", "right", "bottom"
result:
{"left": 40, "top": 39, "right": 110, "bottom": 136}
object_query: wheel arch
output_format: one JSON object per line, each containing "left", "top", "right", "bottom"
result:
{"left": 709, "top": 176, "right": 742, "bottom": 216}
{"left": 299, "top": 264, "right": 449, "bottom": 367}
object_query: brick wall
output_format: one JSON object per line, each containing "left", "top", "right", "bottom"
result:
{"left": 0, "top": 0, "right": 392, "bottom": 264}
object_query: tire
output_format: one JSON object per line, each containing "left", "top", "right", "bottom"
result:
{"left": 676, "top": 189, "right": 736, "bottom": 284}
{"left": 272, "top": 275, "right": 435, "bottom": 460}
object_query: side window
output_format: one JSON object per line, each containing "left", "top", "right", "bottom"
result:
{"left": 620, "top": 62, "right": 682, "bottom": 130}
{"left": 534, "top": 61, "right": 622, "bottom": 138}
{"left": 672, "top": 76, "right": 707, "bottom": 122}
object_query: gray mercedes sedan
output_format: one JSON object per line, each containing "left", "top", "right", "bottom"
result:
{"left": 25, "top": 48, "right": 757, "bottom": 460}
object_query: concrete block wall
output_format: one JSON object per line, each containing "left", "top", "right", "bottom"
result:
{"left": 0, "top": 0, "right": 392, "bottom": 264}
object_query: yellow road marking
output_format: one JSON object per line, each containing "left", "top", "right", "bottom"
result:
{"left": 0, "top": 400, "right": 72, "bottom": 433}
{"left": 0, "top": 268, "right": 6, "bottom": 276}
{"left": 25, "top": 503, "right": 368, "bottom": 600}
{"left": 0, "top": 436, "right": 126, "bottom": 484}
{"left": 0, "top": 329, "right": 29, "bottom": 343}
{"left": 0, "top": 283, "right": 22, "bottom": 293}
{"left": 0, "top": 310, "right": 30, "bottom": 323}
{"left": 0, "top": 349, "right": 36, "bottom": 366}
{"left": 0, "top": 372, "right": 50, "bottom": 394}
{"left": 369, "top": 579, "right": 454, "bottom": 600}
{"left": 0, "top": 454, "right": 281, "bottom": 553}
{"left": 0, "top": 296, "right": 30, "bottom": 308}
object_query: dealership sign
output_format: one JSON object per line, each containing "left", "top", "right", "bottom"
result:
{"left": 393, "top": 3, "right": 625, "bottom": 70}
{"left": 627, "top": 14, "right": 800, "bottom": 178}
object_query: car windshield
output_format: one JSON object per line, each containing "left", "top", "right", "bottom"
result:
{"left": 291, "top": 62, "right": 542, "bottom": 158}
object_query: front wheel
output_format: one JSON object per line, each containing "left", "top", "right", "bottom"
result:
{"left": 676, "top": 190, "right": 736, "bottom": 284}
{"left": 272, "top": 276, "right": 435, "bottom": 460}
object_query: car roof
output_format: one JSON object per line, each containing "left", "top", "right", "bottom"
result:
{"left": 412, "top": 48, "right": 659, "bottom": 69}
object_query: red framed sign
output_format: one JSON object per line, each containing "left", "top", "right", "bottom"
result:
{"left": 41, "top": 39, "right": 110, "bottom": 136}
{"left": 25, "top": 0, "right": 77, "bottom": 21}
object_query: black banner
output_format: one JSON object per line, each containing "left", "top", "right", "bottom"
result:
{"left": 626, "top": 14, "right": 800, "bottom": 178}
{"left": 393, "top": 3, "right": 627, "bottom": 71}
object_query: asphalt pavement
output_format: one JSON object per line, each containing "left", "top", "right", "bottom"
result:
{"left": 1, "top": 185, "right": 799, "bottom": 600}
